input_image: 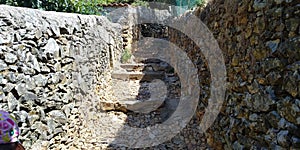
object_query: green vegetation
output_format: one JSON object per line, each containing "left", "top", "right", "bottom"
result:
{"left": 121, "top": 48, "right": 132, "bottom": 63}
{"left": 0, "top": 0, "right": 93, "bottom": 14}
{"left": 176, "top": 0, "right": 205, "bottom": 9}
{"left": 195, "top": 0, "right": 205, "bottom": 7}
{"left": 0, "top": 0, "right": 205, "bottom": 15}
{"left": 0, "top": 0, "right": 134, "bottom": 15}
{"left": 131, "top": 0, "right": 149, "bottom": 7}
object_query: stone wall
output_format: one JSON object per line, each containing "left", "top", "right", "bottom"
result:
{"left": 0, "top": 5, "right": 122, "bottom": 149}
{"left": 106, "top": 6, "right": 135, "bottom": 53}
{"left": 169, "top": 0, "right": 299, "bottom": 149}
{"left": 106, "top": 6, "right": 172, "bottom": 62}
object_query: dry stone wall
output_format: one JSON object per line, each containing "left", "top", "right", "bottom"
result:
{"left": 0, "top": 5, "right": 122, "bottom": 149}
{"left": 169, "top": 0, "right": 299, "bottom": 149}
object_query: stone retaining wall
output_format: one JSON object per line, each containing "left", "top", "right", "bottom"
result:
{"left": 169, "top": 0, "right": 299, "bottom": 149}
{"left": 0, "top": 5, "right": 122, "bottom": 149}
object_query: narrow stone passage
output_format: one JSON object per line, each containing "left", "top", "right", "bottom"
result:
{"left": 1, "top": 1, "right": 299, "bottom": 149}
{"left": 93, "top": 56, "right": 209, "bottom": 149}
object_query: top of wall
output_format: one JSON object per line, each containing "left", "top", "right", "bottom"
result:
{"left": 0, "top": 5, "right": 122, "bottom": 41}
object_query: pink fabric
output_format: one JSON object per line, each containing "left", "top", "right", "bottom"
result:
{"left": 0, "top": 110, "right": 19, "bottom": 144}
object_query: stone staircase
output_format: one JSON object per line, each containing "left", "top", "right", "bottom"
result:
{"left": 106, "top": 62, "right": 167, "bottom": 113}
{"left": 98, "top": 42, "right": 181, "bottom": 124}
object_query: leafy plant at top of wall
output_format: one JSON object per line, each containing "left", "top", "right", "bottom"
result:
{"left": 121, "top": 48, "right": 132, "bottom": 63}
{"left": 0, "top": 0, "right": 207, "bottom": 15}
{"left": 195, "top": 0, "right": 205, "bottom": 7}
{"left": 0, "top": 0, "right": 107, "bottom": 15}
{"left": 131, "top": 0, "right": 149, "bottom": 7}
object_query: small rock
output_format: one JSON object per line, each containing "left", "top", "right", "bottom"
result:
{"left": 253, "top": 1, "right": 267, "bottom": 11}
{"left": 22, "top": 92, "right": 38, "bottom": 101}
{"left": 4, "top": 52, "right": 18, "bottom": 64}
{"left": 53, "top": 63, "right": 61, "bottom": 72}
{"left": 48, "top": 110, "right": 67, "bottom": 124}
{"left": 16, "top": 48, "right": 26, "bottom": 61}
{"left": 292, "top": 136, "right": 300, "bottom": 148}
{"left": 274, "top": 0, "right": 284, "bottom": 4}
{"left": 172, "top": 136, "right": 183, "bottom": 145}
{"left": 46, "top": 118, "right": 58, "bottom": 134}
{"left": 35, "top": 29, "right": 43, "bottom": 39}
{"left": 42, "top": 38, "right": 60, "bottom": 59}
{"left": 59, "top": 37, "right": 68, "bottom": 45}
{"left": 231, "top": 55, "right": 239, "bottom": 67}
{"left": 28, "top": 114, "right": 40, "bottom": 125}
{"left": 25, "top": 77, "right": 36, "bottom": 90}
{"left": 15, "top": 83, "right": 27, "bottom": 96}
{"left": 278, "top": 97, "right": 299, "bottom": 123}
{"left": 232, "top": 141, "right": 244, "bottom": 150}
{"left": 278, "top": 118, "right": 287, "bottom": 129}
{"left": 40, "top": 64, "right": 51, "bottom": 73}
{"left": 247, "top": 80, "right": 260, "bottom": 94}
{"left": 287, "top": 18, "right": 299, "bottom": 32}
{"left": 18, "top": 110, "right": 28, "bottom": 123}
{"left": 253, "top": 17, "right": 265, "bottom": 34}
{"left": 19, "top": 29, "right": 26, "bottom": 37}
{"left": 0, "top": 60, "right": 8, "bottom": 71}
{"left": 264, "top": 58, "right": 282, "bottom": 72}
{"left": 0, "top": 92, "right": 4, "bottom": 101}
{"left": 266, "top": 39, "right": 280, "bottom": 53}
{"left": 267, "top": 111, "right": 281, "bottom": 128}
{"left": 21, "top": 65, "right": 36, "bottom": 75}
{"left": 274, "top": 8, "right": 283, "bottom": 18}
{"left": 270, "top": 144, "right": 285, "bottom": 150}
{"left": 249, "top": 113, "right": 259, "bottom": 121}
{"left": 30, "top": 55, "right": 40, "bottom": 72}
{"left": 266, "top": 72, "right": 281, "bottom": 85}
{"left": 7, "top": 92, "right": 18, "bottom": 111}
{"left": 47, "top": 29, "right": 53, "bottom": 37}
{"left": 0, "top": 36, "right": 9, "bottom": 44}
{"left": 53, "top": 128, "right": 63, "bottom": 135}
{"left": 3, "top": 83, "right": 15, "bottom": 92}
{"left": 62, "top": 104, "right": 74, "bottom": 118}
{"left": 277, "top": 130, "right": 290, "bottom": 147}
{"left": 51, "top": 25, "right": 60, "bottom": 37}
{"left": 250, "top": 93, "right": 274, "bottom": 112}
{"left": 0, "top": 75, "right": 8, "bottom": 84}
{"left": 33, "top": 74, "right": 48, "bottom": 87}
{"left": 285, "top": 122, "right": 300, "bottom": 137}
{"left": 6, "top": 72, "right": 17, "bottom": 83}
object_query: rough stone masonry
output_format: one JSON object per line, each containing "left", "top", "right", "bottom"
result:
{"left": 169, "top": 0, "right": 299, "bottom": 149}
{"left": 0, "top": 5, "right": 123, "bottom": 149}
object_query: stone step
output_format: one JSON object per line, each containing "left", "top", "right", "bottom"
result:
{"left": 119, "top": 62, "right": 173, "bottom": 72}
{"left": 120, "top": 99, "right": 165, "bottom": 114}
{"left": 99, "top": 99, "right": 165, "bottom": 114}
{"left": 119, "top": 63, "right": 146, "bottom": 71}
{"left": 132, "top": 56, "right": 154, "bottom": 63}
{"left": 132, "top": 54, "right": 165, "bottom": 63}
{"left": 112, "top": 71, "right": 164, "bottom": 81}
